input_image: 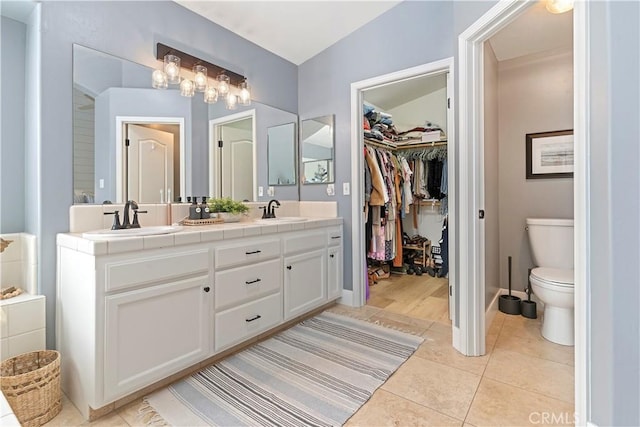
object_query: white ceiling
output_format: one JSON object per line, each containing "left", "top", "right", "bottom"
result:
{"left": 488, "top": 1, "right": 573, "bottom": 61}
{"left": 365, "top": 73, "right": 447, "bottom": 112}
{"left": 174, "top": 1, "right": 401, "bottom": 65}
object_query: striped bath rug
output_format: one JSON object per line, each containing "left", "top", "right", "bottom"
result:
{"left": 144, "top": 311, "right": 423, "bottom": 426}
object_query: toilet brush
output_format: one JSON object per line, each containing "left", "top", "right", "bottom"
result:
{"left": 521, "top": 268, "right": 537, "bottom": 319}
{"left": 499, "top": 256, "right": 521, "bottom": 315}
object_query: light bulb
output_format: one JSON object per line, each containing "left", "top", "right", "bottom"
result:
{"left": 239, "top": 81, "right": 251, "bottom": 106}
{"left": 225, "top": 93, "right": 238, "bottom": 110}
{"left": 204, "top": 86, "right": 218, "bottom": 103}
{"left": 152, "top": 69, "right": 168, "bottom": 89}
{"left": 180, "top": 79, "right": 195, "bottom": 97}
{"left": 193, "top": 65, "right": 207, "bottom": 92}
{"left": 546, "top": 0, "right": 573, "bottom": 13}
{"left": 164, "top": 54, "right": 181, "bottom": 84}
{"left": 217, "top": 73, "right": 230, "bottom": 97}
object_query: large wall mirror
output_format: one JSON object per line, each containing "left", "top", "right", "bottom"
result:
{"left": 72, "top": 44, "right": 299, "bottom": 204}
{"left": 268, "top": 122, "right": 297, "bottom": 186}
{"left": 301, "top": 115, "right": 334, "bottom": 184}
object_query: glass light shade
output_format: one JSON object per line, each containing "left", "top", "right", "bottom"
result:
{"left": 225, "top": 93, "right": 238, "bottom": 110}
{"left": 151, "top": 69, "right": 168, "bottom": 89}
{"left": 546, "top": 0, "right": 573, "bottom": 13}
{"left": 217, "top": 73, "right": 231, "bottom": 96}
{"left": 180, "top": 79, "right": 195, "bottom": 97}
{"left": 239, "top": 81, "right": 251, "bottom": 106}
{"left": 164, "top": 54, "right": 181, "bottom": 84}
{"left": 193, "top": 65, "right": 208, "bottom": 92}
{"left": 204, "top": 86, "right": 218, "bottom": 103}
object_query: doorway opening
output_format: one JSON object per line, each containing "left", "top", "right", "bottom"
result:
{"left": 350, "top": 58, "right": 455, "bottom": 334}
{"left": 209, "top": 110, "right": 256, "bottom": 201}
{"left": 115, "top": 116, "right": 185, "bottom": 204}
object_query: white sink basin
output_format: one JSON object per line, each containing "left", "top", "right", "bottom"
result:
{"left": 82, "top": 225, "right": 183, "bottom": 239}
{"left": 254, "top": 217, "right": 308, "bottom": 224}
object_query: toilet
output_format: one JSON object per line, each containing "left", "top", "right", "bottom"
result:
{"left": 526, "top": 218, "right": 574, "bottom": 346}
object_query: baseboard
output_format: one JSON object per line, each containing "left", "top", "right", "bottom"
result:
{"left": 485, "top": 290, "right": 501, "bottom": 333}
{"left": 338, "top": 289, "right": 354, "bottom": 306}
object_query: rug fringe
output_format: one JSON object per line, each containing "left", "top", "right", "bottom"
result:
{"left": 139, "top": 398, "right": 170, "bottom": 426}
{"left": 325, "top": 309, "right": 425, "bottom": 336}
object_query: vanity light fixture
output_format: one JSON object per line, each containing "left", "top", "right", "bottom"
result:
{"left": 152, "top": 43, "right": 251, "bottom": 109}
{"left": 546, "top": 0, "right": 573, "bottom": 14}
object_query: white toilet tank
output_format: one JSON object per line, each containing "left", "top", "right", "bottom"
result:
{"left": 526, "top": 218, "right": 574, "bottom": 269}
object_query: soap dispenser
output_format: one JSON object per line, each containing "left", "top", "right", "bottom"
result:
{"left": 200, "top": 197, "right": 210, "bottom": 219}
{"left": 189, "top": 197, "right": 201, "bottom": 220}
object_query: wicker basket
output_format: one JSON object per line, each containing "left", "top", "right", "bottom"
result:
{"left": 0, "top": 350, "right": 62, "bottom": 427}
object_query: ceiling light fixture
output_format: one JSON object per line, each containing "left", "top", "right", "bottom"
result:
{"left": 151, "top": 43, "right": 251, "bottom": 109}
{"left": 546, "top": 0, "right": 574, "bottom": 14}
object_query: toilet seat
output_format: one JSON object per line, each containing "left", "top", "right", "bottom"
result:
{"left": 531, "top": 267, "right": 574, "bottom": 288}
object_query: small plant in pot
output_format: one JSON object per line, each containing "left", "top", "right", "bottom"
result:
{"left": 207, "top": 198, "right": 249, "bottom": 222}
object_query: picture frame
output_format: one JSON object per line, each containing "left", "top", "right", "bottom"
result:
{"left": 525, "top": 129, "right": 574, "bottom": 179}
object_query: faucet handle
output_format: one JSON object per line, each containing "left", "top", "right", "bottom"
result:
{"left": 104, "top": 211, "right": 121, "bottom": 230}
{"left": 132, "top": 210, "right": 148, "bottom": 228}
{"left": 259, "top": 206, "right": 268, "bottom": 219}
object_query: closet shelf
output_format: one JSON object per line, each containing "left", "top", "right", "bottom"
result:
{"left": 415, "top": 199, "right": 442, "bottom": 207}
{"left": 364, "top": 137, "right": 447, "bottom": 151}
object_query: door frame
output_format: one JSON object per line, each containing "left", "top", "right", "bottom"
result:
{"left": 458, "top": 0, "right": 588, "bottom": 423}
{"left": 349, "top": 58, "right": 455, "bottom": 320}
{"left": 115, "top": 116, "right": 185, "bottom": 203}
{"left": 209, "top": 109, "right": 256, "bottom": 199}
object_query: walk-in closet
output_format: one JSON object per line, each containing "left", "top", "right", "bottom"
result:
{"left": 362, "top": 72, "right": 451, "bottom": 324}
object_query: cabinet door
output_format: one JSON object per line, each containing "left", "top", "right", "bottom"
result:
{"left": 284, "top": 249, "right": 326, "bottom": 320}
{"left": 327, "top": 246, "right": 343, "bottom": 300}
{"left": 104, "top": 276, "right": 210, "bottom": 402}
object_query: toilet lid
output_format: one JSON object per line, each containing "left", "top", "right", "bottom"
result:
{"left": 531, "top": 267, "right": 574, "bottom": 286}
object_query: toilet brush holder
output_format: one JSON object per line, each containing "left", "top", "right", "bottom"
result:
{"left": 499, "top": 256, "right": 521, "bottom": 315}
{"left": 521, "top": 269, "right": 537, "bottom": 319}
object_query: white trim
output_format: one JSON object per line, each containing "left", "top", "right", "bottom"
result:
{"left": 338, "top": 289, "right": 354, "bottom": 307}
{"left": 485, "top": 289, "right": 501, "bottom": 334}
{"left": 115, "top": 116, "right": 186, "bottom": 203}
{"left": 457, "top": 0, "right": 533, "bottom": 358}
{"left": 349, "top": 58, "right": 454, "bottom": 311}
{"left": 573, "top": 1, "right": 590, "bottom": 424}
{"left": 459, "top": 0, "right": 589, "bottom": 424}
{"left": 208, "top": 109, "right": 257, "bottom": 200}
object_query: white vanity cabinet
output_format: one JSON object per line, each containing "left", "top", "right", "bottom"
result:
{"left": 57, "top": 244, "right": 213, "bottom": 418}
{"left": 283, "top": 231, "right": 327, "bottom": 320}
{"left": 327, "top": 226, "right": 344, "bottom": 300}
{"left": 213, "top": 238, "right": 283, "bottom": 352}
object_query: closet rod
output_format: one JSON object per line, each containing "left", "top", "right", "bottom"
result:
{"left": 364, "top": 137, "right": 447, "bottom": 152}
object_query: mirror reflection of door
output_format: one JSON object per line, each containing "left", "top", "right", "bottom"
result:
{"left": 211, "top": 115, "right": 254, "bottom": 201}
{"left": 125, "top": 124, "right": 178, "bottom": 203}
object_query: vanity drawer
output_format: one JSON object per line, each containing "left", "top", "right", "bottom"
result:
{"left": 214, "top": 259, "right": 281, "bottom": 310}
{"left": 103, "top": 248, "right": 210, "bottom": 293}
{"left": 214, "top": 292, "right": 282, "bottom": 352}
{"left": 327, "top": 226, "right": 343, "bottom": 247}
{"left": 283, "top": 231, "right": 325, "bottom": 255}
{"left": 215, "top": 238, "right": 280, "bottom": 270}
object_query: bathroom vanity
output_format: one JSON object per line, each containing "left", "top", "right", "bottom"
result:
{"left": 56, "top": 218, "right": 343, "bottom": 419}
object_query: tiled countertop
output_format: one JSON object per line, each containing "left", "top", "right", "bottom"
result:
{"left": 57, "top": 217, "right": 343, "bottom": 255}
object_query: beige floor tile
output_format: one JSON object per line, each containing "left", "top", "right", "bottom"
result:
{"left": 43, "top": 394, "right": 85, "bottom": 426}
{"left": 466, "top": 378, "right": 574, "bottom": 427}
{"left": 426, "top": 320, "right": 453, "bottom": 336}
{"left": 116, "top": 398, "right": 147, "bottom": 427}
{"left": 381, "top": 357, "right": 481, "bottom": 420}
{"left": 415, "top": 329, "right": 490, "bottom": 376}
{"left": 406, "top": 296, "right": 451, "bottom": 323}
{"left": 326, "top": 303, "right": 381, "bottom": 320}
{"left": 484, "top": 349, "right": 574, "bottom": 403}
{"left": 82, "top": 411, "right": 128, "bottom": 426}
{"left": 497, "top": 319, "right": 574, "bottom": 366}
{"left": 346, "top": 389, "right": 463, "bottom": 427}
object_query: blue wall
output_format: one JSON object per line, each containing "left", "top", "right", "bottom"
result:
{"left": 298, "top": 0, "right": 455, "bottom": 292}
{"left": 1, "top": 16, "right": 26, "bottom": 233}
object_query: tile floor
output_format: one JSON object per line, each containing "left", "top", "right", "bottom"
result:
{"left": 43, "top": 279, "right": 575, "bottom": 427}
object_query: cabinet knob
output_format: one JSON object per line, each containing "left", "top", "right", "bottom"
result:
{"left": 330, "top": 254, "right": 335, "bottom": 258}
{"left": 286, "top": 265, "right": 292, "bottom": 270}
{"left": 203, "top": 286, "right": 210, "bottom": 293}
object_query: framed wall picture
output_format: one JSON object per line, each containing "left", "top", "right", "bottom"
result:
{"left": 525, "top": 129, "right": 574, "bottom": 179}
